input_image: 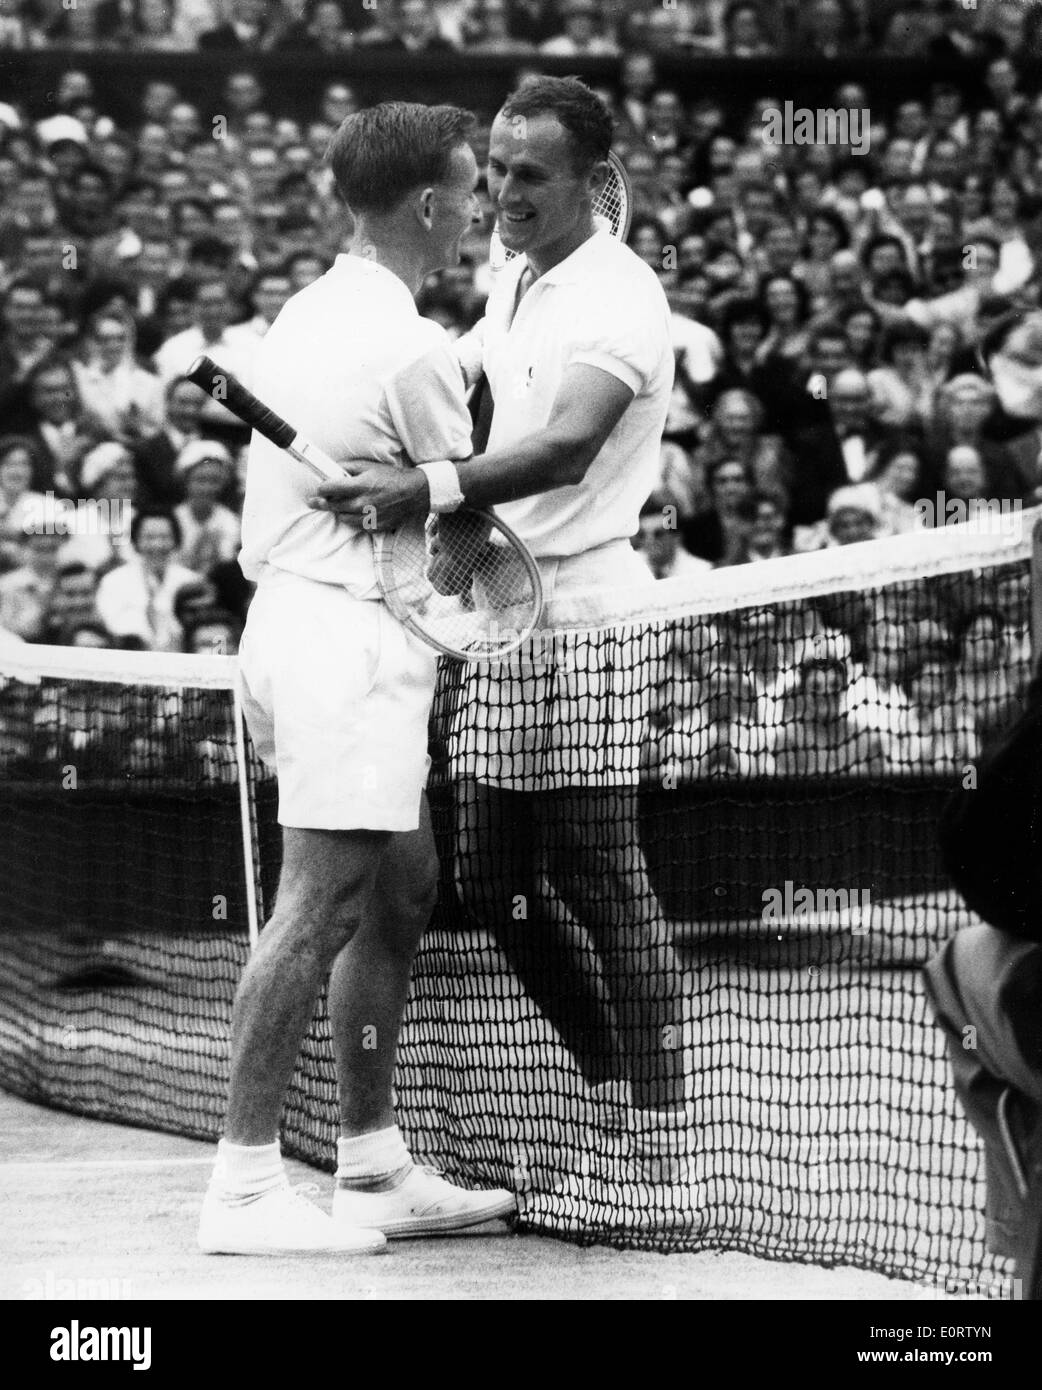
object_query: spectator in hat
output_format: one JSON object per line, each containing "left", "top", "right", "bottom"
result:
{"left": 795, "top": 481, "right": 886, "bottom": 552}
{"left": 58, "top": 440, "right": 139, "bottom": 573}
{"left": 825, "top": 482, "right": 886, "bottom": 546}
{"left": 173, "top": 440, "right": 241, "bottom": 574}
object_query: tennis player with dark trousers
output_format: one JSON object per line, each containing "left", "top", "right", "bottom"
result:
{"left": 312, "top": 77, "right": 692, "bottom": 1201}
{"left": 198, "top": 103, "right": 515, "bottom": 1255}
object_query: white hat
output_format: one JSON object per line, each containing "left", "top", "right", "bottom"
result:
{"left": 0, "top": 103, "right": 21, "bottom": 133}
{"left": 81, "top": 442, "right": 132, "bottom": 494}
{"left": 175, "top": 439, "right": 233, "bottom": 476}
{"left": 37, "top": 115, "right": 89, "bottom": 149}
{"left": 826, "top": 482, "right": 883, "bottom": 524}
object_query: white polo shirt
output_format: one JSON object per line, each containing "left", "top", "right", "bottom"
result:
{"left": 239, "top": 255, "right": 474, "bottom": 596}
{"left": 480, "top": 229, "right": 674, "bottom": 558}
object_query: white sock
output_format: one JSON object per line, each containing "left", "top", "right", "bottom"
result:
{"left": 211, "top": 1139, "right": 286, "bottom": 1200}
{"left": 335, "top": 1126, "right": 412, "bottom": 1190}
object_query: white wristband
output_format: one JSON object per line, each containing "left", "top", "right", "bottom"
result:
{"left": 417, "top": 460, "right": 465, "bottom": 514}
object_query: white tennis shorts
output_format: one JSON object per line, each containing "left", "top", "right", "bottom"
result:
{"left": 452, "top": 541, "right": 652, "bottom": 792}
{"left": 239, "top": 568, "right": 437, "bottom": 830}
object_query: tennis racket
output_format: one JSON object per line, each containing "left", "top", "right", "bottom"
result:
{"left": 488, "top": 149, "right": 632, "bottom": 272}
{"left": 185, "top": 355, "right": 543, "bottom": 662}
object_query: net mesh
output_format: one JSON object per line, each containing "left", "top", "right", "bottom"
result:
{"left": 0, "top": 513, "right": 1037, "bottom": 1288}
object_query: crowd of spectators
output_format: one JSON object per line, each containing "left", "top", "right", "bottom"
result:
{"left": 643, "top": 561, "right": 1034, "bottom": 781}
{"left": 1, "top": 1, "right": 1041, "bottom": 62}
{"left": 1, "top": 7, "right": 1040, "bottom": 778}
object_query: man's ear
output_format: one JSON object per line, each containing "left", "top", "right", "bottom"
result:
{"left": 587, "top": 159, "right": 609, "bottom": 201}
{"left": 416, "top": 186, "right": 435, "bottom": 231}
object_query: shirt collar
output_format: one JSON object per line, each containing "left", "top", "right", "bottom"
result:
{"left": 521, "top": 228, "right": 613, "bottom": 289}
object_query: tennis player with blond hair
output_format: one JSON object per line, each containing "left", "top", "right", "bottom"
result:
{"left": 198, "top": 102, "right": 515, "bottom": 1255}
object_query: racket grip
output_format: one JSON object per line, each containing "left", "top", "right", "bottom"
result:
{"left": 186, "top": 355, "right": 296, "bottom": 451}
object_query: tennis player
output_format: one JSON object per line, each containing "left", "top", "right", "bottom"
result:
{"left": 312, "top": 77, "right": 691, "bottom": 1193}
{"left": 198, "top": 103, "right": 516, "bottom": 1255}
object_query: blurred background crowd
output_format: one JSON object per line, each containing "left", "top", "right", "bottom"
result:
{"left": 0, "top": 0, "right": 1040, "bottom": 778}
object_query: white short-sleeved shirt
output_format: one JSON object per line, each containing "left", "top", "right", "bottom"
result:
{"left": 480, "top": 229, "right": 674, "bottom": 558}
{"left": 239, "top": 255, "right": 474, "bottom": 596}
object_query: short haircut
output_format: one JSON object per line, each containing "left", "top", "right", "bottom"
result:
{"left": 131, "top": 506, "right": 182, "bottom": 548}
{"left": 861, "top": 233, "right": 908, "bottom": 272}
{"left": 719, "top": 295, "right": 768, "bottom": 337}
{"left": 499, "top": 75, "right": 612, "bottom": 171}
{"left": 188, "top": 235, "right": 234, "bottom": 268}
{"left": 57, "top": 560, "right": 94, "bottom": 583}
{"left": 326, "top": 101, "right": 474, "bottom": 215}
{"left": 182, "top": 607, "right": 242, "bottom": 648}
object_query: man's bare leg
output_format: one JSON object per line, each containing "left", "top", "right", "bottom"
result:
{"left": 329, "top": 794, "right": 438, "bottom": 1137}
{"left": 225, "top": 825, "right": 389, "bottom": 1144}
{"left": 199, "top": 824, "right": 392, "bottom": 1255}
{"left": 328, "top": 792, "right": 517, "bottom": 1235}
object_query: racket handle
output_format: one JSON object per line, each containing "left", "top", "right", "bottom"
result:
{"left": 186, "top": 355, "right": 296, "bottom": 451}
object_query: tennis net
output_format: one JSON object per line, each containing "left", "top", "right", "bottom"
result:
{"left": 0, "top": 509, "right": 1038, "bottom": 1288}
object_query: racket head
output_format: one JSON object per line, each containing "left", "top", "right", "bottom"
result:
{"left": 373, "top": 507, "right": 543, "bottom": 662}
{"left": 489, "top": 150, "right": 632, "bottom": 271}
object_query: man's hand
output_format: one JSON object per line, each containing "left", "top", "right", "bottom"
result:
{"left": 309, "top": 462, "right": 430, "bottom": 530}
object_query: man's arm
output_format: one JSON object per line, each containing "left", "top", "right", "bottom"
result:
{"left": 311, "top": 364, "right": 635, "bottom": 527}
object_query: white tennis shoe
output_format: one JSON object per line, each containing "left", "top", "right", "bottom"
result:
{"left": 333, "top": 1164, "right": 516, "bottom": 1238}
{"left": 198, "top": 1181, "right": 387, "bottom": 1256}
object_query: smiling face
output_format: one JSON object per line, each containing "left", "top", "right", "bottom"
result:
{"left": 487, "top": 110, "right": 605, "bottom": 274}
{"left": 135, "top": 516, "right": 177, "bottom": 569}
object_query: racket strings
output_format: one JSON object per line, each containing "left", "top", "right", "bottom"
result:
{"left": 376, "top": 516, "right": 540, "bottom": 657}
